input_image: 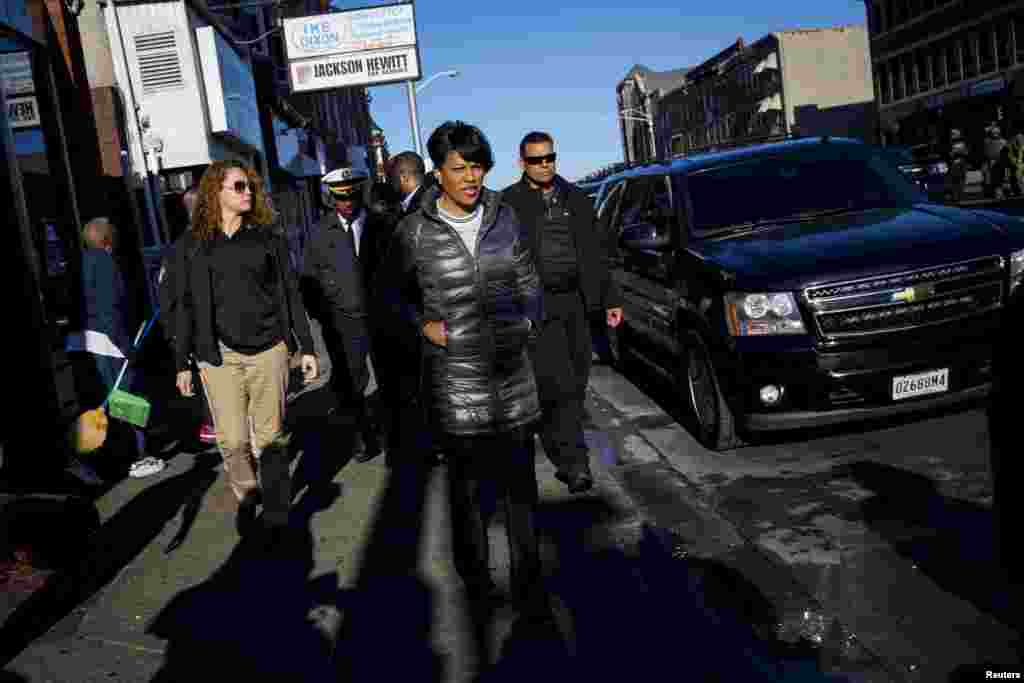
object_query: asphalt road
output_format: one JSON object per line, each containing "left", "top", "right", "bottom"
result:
{"left": 596, "top": 353, "right": 1022, "bottom": 682}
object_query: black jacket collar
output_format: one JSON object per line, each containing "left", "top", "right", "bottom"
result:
{"left": 516, "top": 173, "right": 569, "bottom": 198}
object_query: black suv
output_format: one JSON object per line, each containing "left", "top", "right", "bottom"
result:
{"left": 601, "top": 137, "right": 1024, "bottom": 449}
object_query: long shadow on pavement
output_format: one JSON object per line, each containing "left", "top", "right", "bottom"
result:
{"left": 483, "top": 496, "right": 849, "bottom": 682}
{"left": 331, "top": 456, "right": 444, "bottom": 682}
{"left": 147, "top": 381, "right": 366, "bottom": 681}
{"left": 147, "top": 483, "right": 343, "bottom": 681}
{"left": 0, "top": 450, "right": 221, "bottom": 667}
{"left": 286, "top": 385, "right": 356, "bottom": 503}
{"left": 848, "top": 461, "right": 1024, "bottom": 639}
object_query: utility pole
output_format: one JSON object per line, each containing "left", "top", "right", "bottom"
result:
{"left": 405, "top": 81, "right": 423, "bottom": 158}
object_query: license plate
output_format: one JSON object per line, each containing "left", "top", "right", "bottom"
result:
{"left": 892, "top": 368, "right": 949, "bottom": 401}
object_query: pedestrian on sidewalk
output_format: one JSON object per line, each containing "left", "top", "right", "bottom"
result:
{"left": 173, "top": 160, "right": 319, "bottom": 528}
{"left": 158, "top": 183, "right": 217, "bottom": 447}
{"left": 378, "top": 120, "right": 549, "bottom": 637}
{"left": 389, "top": 151, "right": 429, "bottom": 219}
{"left": 66, "top": 217, "right": 159, "bottom": 483}
{"left": 373, "top": 150, "right": 437, "bottom": 466}
{"left": 947, "top": 128, "right": 969, "bottom": 204}
{"left": 302, "top": 164, "right": 392, "bottom": 463}
{"left": 502, "top": 131, "right": 624, "bottom": 494}
{"left": 983, "top": 123, "right": 1008, "bottom": 199}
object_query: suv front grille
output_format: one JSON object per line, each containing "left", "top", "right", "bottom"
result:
{"left": 805, "top": 256, "right": 1004, "bottom": 342}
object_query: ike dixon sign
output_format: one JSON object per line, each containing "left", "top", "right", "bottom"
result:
{"left": 282, "top": 2, "right": 420, "bottom": 94}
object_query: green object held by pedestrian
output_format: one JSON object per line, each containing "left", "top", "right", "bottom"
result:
{"left": 107, "top": 388, "right": 152, "bottom": 428}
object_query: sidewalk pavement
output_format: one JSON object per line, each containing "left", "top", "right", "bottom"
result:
{"left": 1, "top": 371, "right": 884, "bottom": 683}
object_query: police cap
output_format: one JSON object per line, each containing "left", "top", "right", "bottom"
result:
{"left": 322, "top": 166, "right": 369, "bottom": 199}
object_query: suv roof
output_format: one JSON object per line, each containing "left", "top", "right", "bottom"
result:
{"left": 603, "top": 136, "right": 865, "bottom": 183}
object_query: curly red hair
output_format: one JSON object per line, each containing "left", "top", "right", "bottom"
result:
{"left": 191, "top": 160, "right": 274, "bottom": 241}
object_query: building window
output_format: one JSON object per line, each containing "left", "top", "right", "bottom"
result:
{"left": 878, "top": 63, "right": 891, "bottom": 104}
{"left": 997, "top": 21, "right": 1012, "bottom": 69}
{"left": 947, "top": 39, "right": 963, "bottom": 83}
{"left": 892, "top": 59, "right": 905, "bottom": 100}
{"left": 979, "top": 26, "right": 996, "bottom": 75}
{"left": 917, "top": 50, "right": 931, "bottom": 92}
{"left": 932, "top": 42, "right": 947, "bottom": 88}
{"left": 962, "top": 34, "right": 978, "bottom": 79}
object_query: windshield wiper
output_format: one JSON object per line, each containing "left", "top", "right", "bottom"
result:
{"left": 705, "top": 206, "right": 876, "bottom": 237}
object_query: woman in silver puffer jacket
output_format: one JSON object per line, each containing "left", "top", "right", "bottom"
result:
{"left": 378, "top": 120, "right": 551, "bottom": 657}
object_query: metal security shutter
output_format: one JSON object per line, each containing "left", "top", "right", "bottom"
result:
{"left": 134, "top": 31, "right": 184, "bottom": 94}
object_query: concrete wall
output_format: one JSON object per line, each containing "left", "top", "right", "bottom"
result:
{"left": 78, "top": 0, "right": 116, "bottom": 88}
{"left": 778, "top": 25, "right": 876, "bottom": 142}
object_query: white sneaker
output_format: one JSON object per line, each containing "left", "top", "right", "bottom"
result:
{"left": 129, "top": 456, "right": 166, "bottom": 479}
{"left": 66, "top": 457, "right": 105, "bottom": 486}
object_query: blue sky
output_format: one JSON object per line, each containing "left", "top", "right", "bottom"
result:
{"left": 346, "top": 0, "right": 869, "bottom": 189}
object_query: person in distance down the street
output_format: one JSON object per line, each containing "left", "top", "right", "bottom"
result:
{"left": 502, "top": 131, "right": 624, "bottom": 494}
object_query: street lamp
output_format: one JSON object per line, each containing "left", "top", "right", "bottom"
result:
{"left": 417, "top": 69, "right": 459, "bottom": 94}
{"left": 406, "top": 69, "right": 461, "bottom": 158}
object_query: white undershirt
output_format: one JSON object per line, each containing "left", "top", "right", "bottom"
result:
{"left": 338, "top": 210, "right": 366, "bottom": 256}
{"left": 437, "top": 201, "right": 484, "bottom": 256}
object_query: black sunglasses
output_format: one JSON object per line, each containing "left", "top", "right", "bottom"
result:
{"left": 524, "top": 153, "right": 557, "bottom": 166}
{"left": 224, "top": 180, "right": 255, "bottom": 194}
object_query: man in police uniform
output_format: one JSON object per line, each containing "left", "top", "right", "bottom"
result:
{"left": 302, "top": 165, "right": 391, "bottom": 462}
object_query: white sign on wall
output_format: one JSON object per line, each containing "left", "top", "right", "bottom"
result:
{"left": 282, "top": 2, "right": 420, "bottom": 94}
{"left": 0, "top": 51, "right": 34, "bottom": 97}
{"left": 196, "top": 26, "right": 263, "bottom": 152}
{"left": 290, "top": 45, "right": 419, "bottom": 91}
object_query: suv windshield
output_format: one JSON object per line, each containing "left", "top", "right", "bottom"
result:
{"left": 684, "top": 149, "right": 925, "bottom": 237}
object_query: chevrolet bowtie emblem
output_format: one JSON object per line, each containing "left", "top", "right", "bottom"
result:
{"left": 892, "top": 284, "right": 932, "bottom": 303}
{"left": 892, "top": 287, "right": 916, "bottom": 303}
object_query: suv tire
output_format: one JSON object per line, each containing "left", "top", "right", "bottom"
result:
{"left": 682, "top": 330, "right": 742, "bottom": 451}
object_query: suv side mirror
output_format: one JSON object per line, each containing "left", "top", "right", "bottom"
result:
{"left": 620, "top": 222, "right": 671, "bottom": 251}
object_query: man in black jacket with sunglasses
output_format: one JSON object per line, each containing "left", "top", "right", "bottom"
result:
{"left": 503, "top": 131, "right": 623, "bottom": 493}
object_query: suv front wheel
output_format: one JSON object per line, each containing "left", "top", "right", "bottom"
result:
{"left": 681, "top": 330, "right": 743, "bottom": 451}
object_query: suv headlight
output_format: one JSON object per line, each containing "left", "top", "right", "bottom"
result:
{"left": 725, "top": 292, "right": 806, "bottom": 336}
{"left": 1011, "top": 248, "right": 1024, "bottom": 294}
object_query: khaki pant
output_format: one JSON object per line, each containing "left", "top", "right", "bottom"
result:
{"left": 199, "top": 342, "right": 290, "bottom": 501}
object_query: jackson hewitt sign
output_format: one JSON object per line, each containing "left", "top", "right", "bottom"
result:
{"left": 282, "top": 2, "right": 421, "bottom": 93}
